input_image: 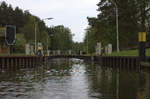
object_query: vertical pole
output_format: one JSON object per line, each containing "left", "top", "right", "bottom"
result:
{"left": 139, "top": 32, "right": 146, "bottom": 61}
{"left": 87, "top": 32, "right": 88, "bottom": 55}
{"left": 35, "top": 22, "right": 37, "bottom": 54}
{"left": 110, "top": 0, "right": 120, "bottom": 52}
{"left": 47, "top": 38, "right": 48, "bottom": 52}
{"left": 116, "top": 6, "right": 119, "bottom": 52}
{"left": 51, "top": 34, "right": 53, "bottom": 55}
{"left": 139, "top": 42, "right": 146, "bottom": 61}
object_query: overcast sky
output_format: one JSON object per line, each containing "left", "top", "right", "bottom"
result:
{"left": 3, "top": 0, "right": 99, "bottom": 42}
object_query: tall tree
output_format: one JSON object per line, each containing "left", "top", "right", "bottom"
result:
{"left": 47, "top": 25, "right": 73, "bottom": 51}
{"left": 85, "top": 0, "right": 150, "bottom": 53}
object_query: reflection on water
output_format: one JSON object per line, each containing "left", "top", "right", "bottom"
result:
{"left": 0, "top": 59, "right": 150, "bottom": 99}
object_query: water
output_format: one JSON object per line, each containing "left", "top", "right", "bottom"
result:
{"left": 0, "top": 59, "right": 150, "bottom": 99}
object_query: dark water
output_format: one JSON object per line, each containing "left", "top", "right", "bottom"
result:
{"left": 0, "top": 59, "right": 150, "bottom": 99}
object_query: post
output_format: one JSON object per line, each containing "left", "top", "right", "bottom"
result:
{"left": 47, "top": 38, "right": 48, "bottom": 52}
{"left": 138, "top": 32, "right": 146, "bottom": 61}
{"left": 110, "top": 0, "right": 120, "bottom": 52}
{"left": 87, "top": 31, "right": 88, "bottom": 55}
{"left": 50, "top": 34, "right": 53, "bottom": 55}
{"left": 116, "top": 6, "right": 119, "bottom": 52}
{"left": 35, "top": 23, "right": 37, "bottom": 54}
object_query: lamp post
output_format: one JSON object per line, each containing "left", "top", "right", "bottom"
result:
{"left": 34, "top": 17, "right": 53, "bottom": 54}
{"left": 72, "top": 33, "right": 75, "bottom": 54}
{"left": 50, "top": 33, "right": 54, "bottom": 54}
{"left": 87, "top": 31, "right": 89, "bottom": 55}
{"left": 110, "top": 0, "right": 120, "bottom": 52}
{"left": 84, "top": 28, "right": 89, "bottom": 55}
{"left": 34, "top": 21, "right": 37, "bottom": 53}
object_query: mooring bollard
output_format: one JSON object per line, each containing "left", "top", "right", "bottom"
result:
{"left": 138, "top": 32, "right": 146, "bottom": 62}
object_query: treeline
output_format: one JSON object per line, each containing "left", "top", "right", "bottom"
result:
{"left": 47, "top": 25, "right": 73, "bottom": 51}
{"left": 0, "top": 1, "right": 73, "bottom": 53}
{"left": 84, "top": 0, "right": 150, "bottom": 53}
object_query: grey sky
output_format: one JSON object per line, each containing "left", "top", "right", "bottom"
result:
{"left": 4, "top": 0, "right": 99, "bottom": 42}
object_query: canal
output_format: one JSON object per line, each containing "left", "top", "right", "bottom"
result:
{"left": 0, "top": 59, "right": 150, "bottom": 99}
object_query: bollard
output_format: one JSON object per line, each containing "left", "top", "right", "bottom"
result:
{"left": 138, "top": 32, "right": 146, "bottom": 62}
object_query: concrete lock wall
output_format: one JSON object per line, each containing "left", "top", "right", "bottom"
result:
{"left": 47, "top": 50, "right": 50, "bottom": 56}
{"left": 57, "top": 50, "right": 61, "bottom": 55}
{"left": 80, "top": 51, "right": 82, "bottom": 55}
{"left": 25, "top": 44, "right": 35, "bottom": 55}
{"left": 30, "top": 45, "right": 34, "bottom": 55}
{"left": 95, "top": 42, "right": 101, "bottom": 55}
{"left": 69, "top": 50, "right": 72, "bottom": 55}
{"left": 25, "top": 44, "right": 30, "bottom": 55}
{"left": 108, "top": 44, "right": 112, "bottom": 54}
{"left": 105, "top": 44, "right": 112, "bottom": 55}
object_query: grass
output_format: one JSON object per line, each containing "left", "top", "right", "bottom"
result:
{"left": 0, "top": 49, "right": 150, "bottom": 57}
{"left": 108, "top": 48, "right": 150, "bottom": 56}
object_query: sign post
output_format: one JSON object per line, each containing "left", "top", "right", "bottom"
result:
{"left": 138, "top": 32, "right": 146, "bottom": 61}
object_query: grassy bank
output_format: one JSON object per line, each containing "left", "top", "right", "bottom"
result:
{"left": 108, "top": 49, "right": 150, "bottom": 56}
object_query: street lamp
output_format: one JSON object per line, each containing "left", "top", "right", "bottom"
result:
{"left": 42, "top": 18, "right": 54, "bottom": 53}
{"left": 72, "top": 33, "right": 75, "bottom": 54}
{"left": 110, "top": 0, "right": 120, "bottom": 52}
{"left": 87, "top": 31, "right": 89, "bottom": 55}
{"left": 50, "top": 33, "right": 54, "bottom": 51}
{"left": 34, "top": 20, "right": 37, "bottom": 53}
{"left": 85, "top": 28, "right": 89, "bottom": 55}
{"left": 34, "top": 17, "right": 53, "bottom": 54}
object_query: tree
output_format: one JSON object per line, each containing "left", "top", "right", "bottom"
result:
{"left": 14, "top": 33, "right": 26, "bottom": 53}
{"left": 19, "top": 16, "right": 38, "bottom": 43}
{"left": 47, "top": 25, "right": 73, "bottom": 51}
{"left": 85, "top": 0, "right": 150, "bottom": 54}
{"left": 0, "top": 1, "right": 74, "bottom": 53}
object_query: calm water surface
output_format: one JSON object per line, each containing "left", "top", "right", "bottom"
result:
{"left": 0, "top": 59, "right": 150, "bottom": 99}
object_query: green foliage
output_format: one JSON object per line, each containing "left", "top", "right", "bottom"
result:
{"left": 47, "top": 25, "right": 73, "bottom": 51}
{"left": 0, "top": 1, "right": 74, "bottom": 53}
{"left": 40, "top": 31, "right": 50, "bottom": 49}
{"left": 73, "top": 42, "right": 84, "bottom": 54}
{"left": 19, "top": 16, "right": 37, "bottom": 43}
{"left": 84, "top": 0, "right": 150, "bottom": 54}
{"left": 108, "top": 48, "right": 150, "bottom": 56}
{"left": 14, "top": 33, "right": 26, "bottom": 53}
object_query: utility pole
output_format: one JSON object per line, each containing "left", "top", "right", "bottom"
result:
{"left": 139, "top": 1, "right": 146, "bottom": 61}
{"left": 116, "top": 6, "right": 119, "bottom": 52}
{"left": 47, "top": 38, "right": 48, "bottom": 51}
{"left": 34, "top": 17, "right": 53, "bottom": 55}
{"left": 34, "top": 22, "right": 37, "bottom": 54}
{"left": 87, "top": 31, "right": 88, "bottom": 55}
{"left": 110, "top": 0, "right": 120, "bottom": 52}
